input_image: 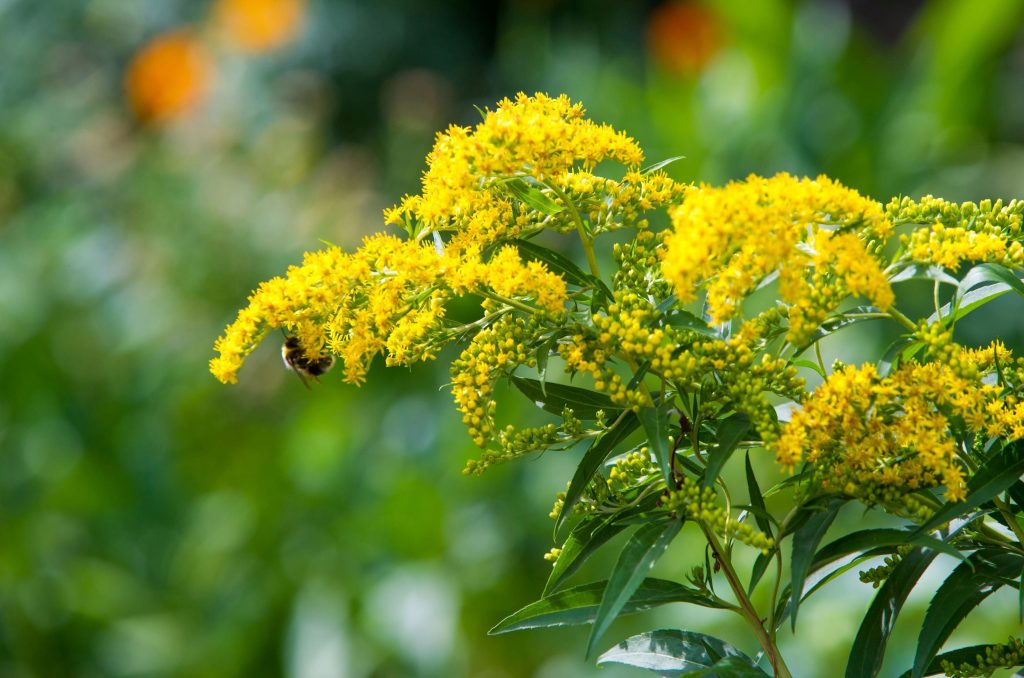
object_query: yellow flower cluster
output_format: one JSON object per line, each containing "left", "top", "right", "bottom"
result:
{"left": 446, "top": 245, "right": 567, "bottom": 315}
{"left": 772, "top": 348, "right": 1024, "bottom": 503}
{"left": 385, "top": 93, "right": 647, "bottom": 248}
{"left": 210, "top": 234, "right": 566, "bottom": 385}
{"left": 660, "top": 173, "right": 894, "bottom": 344}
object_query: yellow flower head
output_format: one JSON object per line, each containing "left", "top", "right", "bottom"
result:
{"left": 385, "top": 93, "right": 646, "bottom": 248}
{"left": 660, "top": 173, "right": 894, "bottom": 344}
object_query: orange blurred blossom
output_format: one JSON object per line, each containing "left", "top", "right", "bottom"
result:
{"left": 213, "top": 0, "right": 305, "bottom": 54}
{"left": 125, "top": 30, "right": 214, "bottom": 124}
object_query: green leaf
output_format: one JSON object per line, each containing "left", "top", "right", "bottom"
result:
{"left": 896, "top": 644, "right": 1014, "bottom": 678}
{"left": 511, "top": 376, "right": 620, "bottom": 420}
{"left": 664, "top": 309, "right": 720, "bottom": 337}
{"left": 845, "top": 547, "right": 938, "bottom": 678}
{"left": 641, "top": 155, "right": 686, "bottom": 174}
{"left": 554, "top": 411, "right": 640, "bottom": 536}
{"left": 501, "top": 178, "right": 564, "bottom": 215}
{"left": 911, "top": 549, "right": 1024, "bottom": 678}
{"left": 514, "top": 239, "right": 591, "bottom": 289}
{"left": 586, "top": 520, "right": 684, "bottom": 657}
{"left": 744, "top": 453, "right": 773, "bottom": 537}
{"left": 931, "top": 282, "right": 1011, "bottom": 326}
{"left": 545, "top": 517, "right": 627, "bottom": 596}
{"left": 798, "top": 306, "right": 886, "bottom": 351}
{"left": 888, "top": 263, "right": 960, "bottom": 286}
{"left": 489, "top": 577, "right": 719, "bottom": 634}
{"left": 703, "top": 413, "right": 752, "bottom": 488}
{"left": 748, "top": 552, "right": 773, "bottom": 595}
{"left": 639, "top": 403, "right": 674, "bottom": 488}
{"left": 790, "top": 500, "right": 841, "bottom": 630}
{"left": 597, "top": 629, "right": 765, "bottom": 676}
{"left": 812, "top": 528, "right": 965, "bottom": 573}
{"left": 911, "top": 441, "right": 1024, "bottom": 537}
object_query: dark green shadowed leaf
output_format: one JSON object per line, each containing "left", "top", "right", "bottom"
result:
{"left": 911, "top": 441, "right": 1024, "bottom": 537}
{"left": 597, "top": 629, "right": 766, "bottom": 676}
{"left": 911, "top": 550, "right": 1024, "bottom": 678}
{"left": 554, "top": 411, "right": 640, "bottom": 537}
{"left": 846, "top": 547, "right": 938, "bottom": 678}
{"left": 812, "top": 528, "right": 965, "bottom": 572}
{"left": 744, "top": 453, "right": 773, "bottom": 537}
{"left": 511, "top": 376, "right": 620, "bottom": 420}
{"left": 490, "top": 577, "right": 722, "bottom": 634}
{"left": 703, "top": 413, "right": 751, "bottom": 488}
{"left": 501, "top": 178, "right": 564, "bottom": 215}
{"left": 586, "top": 520, "right": 684, "bottom": 657}
{"left": 790, "top": 500, "right": 841, "bottom": 631}
{"left": 639, "top": 402, "right": 674, "bottom": 489}
{"left": 545, "top": 517, "right": 627, "bottom": 596}
{"left": 514, "top": 239, "right": 592, "bottom": 289}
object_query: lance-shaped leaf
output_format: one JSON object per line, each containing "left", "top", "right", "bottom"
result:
{"left": 500, "top": 177, "right": 564, "bottom": 215}
{"left": 511, "top": 376, "right": 620, "bottom": 420}
{"left": 789, "top": 499, "right": 841, "bottom": 630}
{"left": 586, "top": 520, "right": 684, "bottom": 657}
{"left": 489, "top": 577, "right": 722, "bottom": 634}
{"left": 911, "top": 549, "right": 1024, "bottom": 678}
{"left": 514, "top": 239, "right": 594, "bottom": 290}
{"left": 597, "top": 629, "right": 766, "bottom": 676}
{"left": 745, "top": 453, "right": 773, "bottom": 537}
{"left": 703, "top": 413, "right": 751, "bottom": 488}
{"left": 545, "top": 516, "right": 627, "bottom": 596}
{"left": 846, "top": 547, "right": 938, "bottom": 678}
{"left": 811, "top": 528, "right": 965, "bottom": 572}
{"left": 641, "top": 155, "right": 686, "bottom": 174}
{"left": 639, "top": 402, "right": 674, "bottom": 489}
{"left": 887, "top": 263, "right": 959, "bottom": 286}
{"left": 554, "top": 411, "right": 640, "bottom": 536}
{"left": 911, "top": 441, "right": 1024, "bottom": 537}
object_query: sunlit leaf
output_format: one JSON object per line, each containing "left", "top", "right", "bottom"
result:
{"left": 546, "top": 517, "right": 627, "bottom": 596}
{"left": 501, "top": 177, "right": 564, "bottom": 215}
{"left": 597, "top": 629, "right": 765, "bottom": 676}
{"left": 641, "top": 155, "right": 686, "bottom": 174}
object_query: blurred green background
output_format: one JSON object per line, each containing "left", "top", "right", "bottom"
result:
{"left": 3, "top": 1, "right": 1024, "bottom": 676}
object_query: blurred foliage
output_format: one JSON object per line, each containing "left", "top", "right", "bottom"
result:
{"left": 1, "top": 0, "right": 1024, "bottom": 676}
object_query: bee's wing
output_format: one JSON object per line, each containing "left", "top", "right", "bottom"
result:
{"left": 290, "top": 367, "right": 313, "bottom": 390}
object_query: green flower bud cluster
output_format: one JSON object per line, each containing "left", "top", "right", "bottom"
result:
{"left": 543, "top": 547, "right": 562, "bottom": 563}
{"left": 464, "top": 408, "right": 585, "bottom": 475}
{"left": 858, "top": 546, "right": 912, "bottom": 588}
{"left": 612, "top": 229, "right": 672, "bottom": 299}
{"left": 941, "top": 637, "right": 1024, "bottom": 678}
{"left": 887, "top": 195, "right": 1023, "bottom": 234}
{"left": 451, "top": 314, "right": 541, "bottom": 447}
{"left": 664, "top": 478, "right": 774, "bottom": 554}
{"left": 607, "top": 449, "right": 658, "bottom": 493}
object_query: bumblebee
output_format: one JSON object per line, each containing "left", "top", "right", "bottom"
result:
{"left": 281, "top": 335, "right": 334, "bottom": 388}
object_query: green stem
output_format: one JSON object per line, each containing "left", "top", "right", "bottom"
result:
{"left": 549, "top": 183, "right": 602, "bottom": 279}
{"left": 992, "top": 495, "right": 1024, "bottom": 546}
{"left": 887, "top": 306, "right": 919, "bottom": 332}
{"left": 702, "top": 526, "right": 793, "bottom": 678}
{"left": 479, "top": 290, "right": 543, "bottom": 315}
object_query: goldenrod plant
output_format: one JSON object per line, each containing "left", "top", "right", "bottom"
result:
{"left": 212, "top": 94, "right": 1024, "bottom": 678}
